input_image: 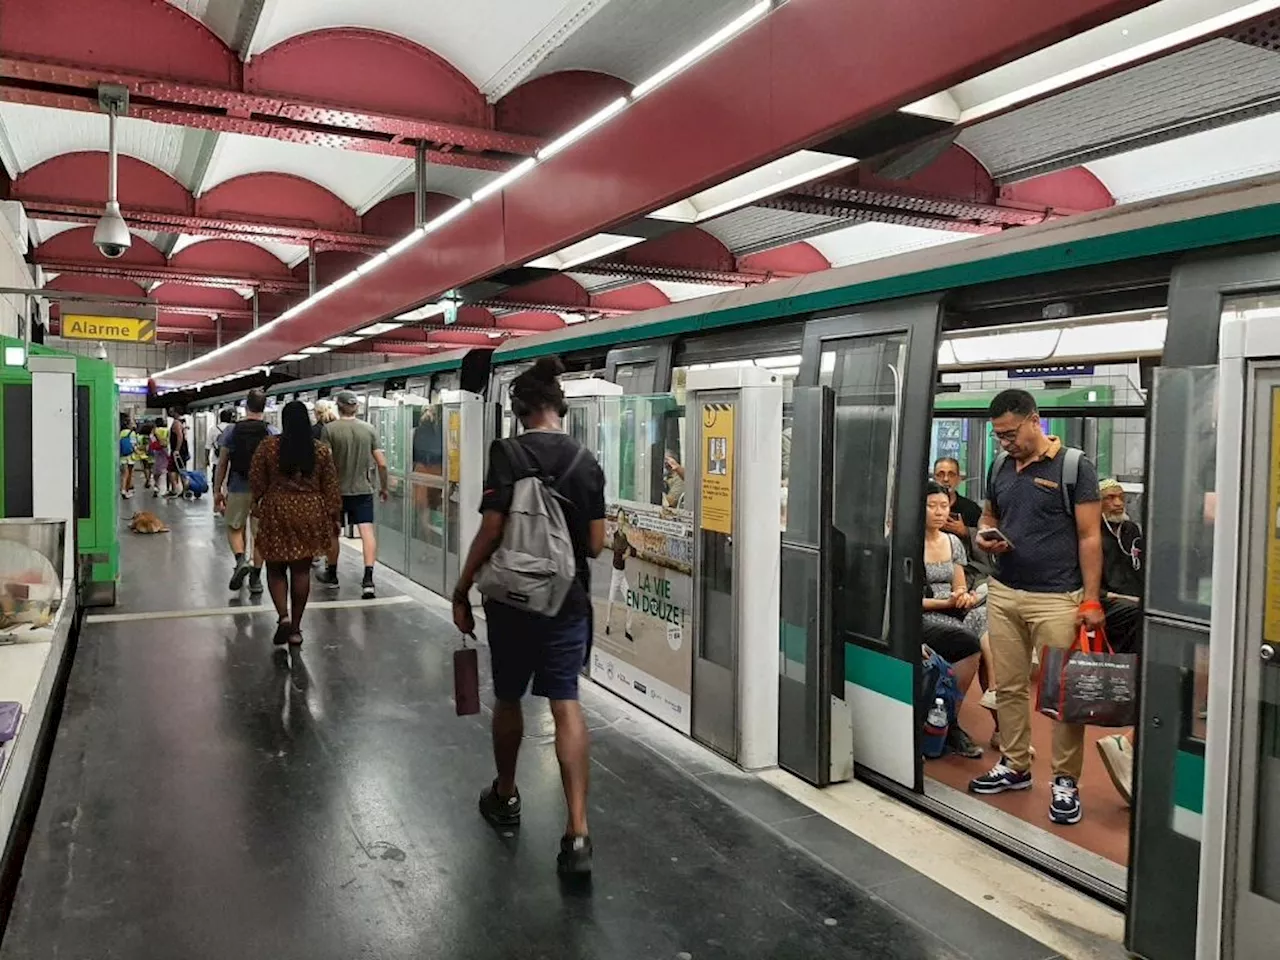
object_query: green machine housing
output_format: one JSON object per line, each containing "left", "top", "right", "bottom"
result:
{"left": 0, "top": 335, "right": 119, "bottom": 606}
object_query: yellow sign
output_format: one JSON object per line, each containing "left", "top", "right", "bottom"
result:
{"left": 1265, "top": 387, "right": 1280, "bottom": 642}
{"left": 446, "top": 409, "right": 461, "bottom": 482}
{"left": 61, "top": 315, "right": 155, "bottom": 343}
{"left": 700, "top": 401, "right": 734, "bottom": 534}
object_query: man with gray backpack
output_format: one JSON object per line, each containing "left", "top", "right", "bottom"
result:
{"left": 451, "top": 356, "right": 605, "bottom": 877}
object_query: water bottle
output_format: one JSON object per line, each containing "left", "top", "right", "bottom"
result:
{"left": 923, "top": 696, "right": 949, "bottom": 759}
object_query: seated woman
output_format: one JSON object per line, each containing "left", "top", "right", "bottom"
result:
{"left": 922, "top": 479, "right": 986, "bottom": 759}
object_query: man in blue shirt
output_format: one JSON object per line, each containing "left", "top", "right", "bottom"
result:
{"left": 968, "top": 389, "right": 1103, "bottom": 827}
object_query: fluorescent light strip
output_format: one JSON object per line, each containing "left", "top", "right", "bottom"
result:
{"left": 156, "top": 3, "right": 784, "bottom": 387}
{"left": 632, "top": 0, "right": 771, "bottom": 98}
{"left": 280, "top": 353, "right": 307, "bottom": 361}
{"left": 422, "top": 199, "right": 473, "bottom": 235}
{"left": 356, "top": 322, "right": 404, "bottom": 336}
{"left": 539, "top": 98, "right": 629, "bottom": 160}
{"left": 648, "top": 151, "right": 856, "bottom": 223}
{"left": 472, "top": 159, "right": 537, "bottom": 204}
{"left": 300, "top": 346, "right": 330, "bottom": 355}
{"left": 324, "top": 336, "right": 363, "bottom": 347}
{"left": 527, "top": 233, "right": 646, "bottom": 270}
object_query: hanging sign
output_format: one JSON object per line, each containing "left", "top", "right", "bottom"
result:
{"left": 61, "top": 314, "right": 155, "bottom": 343}
{"left": 699, "top": 400, "right": 734, "bottom": 534}
{"left": 1264, "top": 388, "right": 1280, "bottom": 642}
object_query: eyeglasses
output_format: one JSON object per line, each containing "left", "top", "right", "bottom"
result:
{"left": 991, "top": 416, "right": 1033, "bottom": 444}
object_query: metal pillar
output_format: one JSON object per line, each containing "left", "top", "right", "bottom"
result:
{"left": 308, "top": 239, "right": 318, "bottom": 296}
{"left": 187, "top": 331, "right": 193, "bottom": 362}
{"left": 215, "top": 315, "right": 222, "bottom": 348}
{"left": 414, "top": 143, "right": 428, "bottom": 228}
{"left": 252, "top": 290, "right": 260, "bottom": 329}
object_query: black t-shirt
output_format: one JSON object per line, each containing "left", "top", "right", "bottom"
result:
{"left": 480, "top": 430, "right": 606, "bottom": 617}
{"left": 951, "top": 493, "right": 982, "bottom": 529}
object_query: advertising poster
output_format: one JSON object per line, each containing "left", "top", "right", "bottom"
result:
{"left": 700, "top": 401, "right": 734, "bottom": 534}
{"left": 589, "top": 501, "right": 694, "bottom": 733}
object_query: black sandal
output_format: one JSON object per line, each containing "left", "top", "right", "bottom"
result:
{"left": 272, "top": 620, "right": 290, "bottom": 646}
{"left": 287, "top": 630, "right": 303, "bottom": 647}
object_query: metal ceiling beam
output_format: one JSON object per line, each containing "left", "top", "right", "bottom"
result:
{"left": 0, "top": 58, "right": 541, "bottom": 171}
{"left": 157, "top": 0, "right": 1157, "bottom": 383}
{"left": 17, "top": 197, "right": 387, "bottom": 250}
{"left": 35, "top": 256, "right": 308, "bottom": 293}
{"left": 568, "top": 262, "right": 779, "bottom": 286}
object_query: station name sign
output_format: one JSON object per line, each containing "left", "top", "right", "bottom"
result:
{"left": 61, "top": 315, "right": 156, "bottom": 344}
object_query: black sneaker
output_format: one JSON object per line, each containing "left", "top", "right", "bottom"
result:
{"left": 361, "top": 573, "right": 375, "bottom": 599}
{"left": 969, "top": 759, "right": 1033, "bottom": 794}
{"left": 478, "top": 781, "right": 521, "bottom": 827}
{"left": 1049, "top": 775, "right": 1083, "bottom": 825}
{"left": 946, "top": 726, "right": 984, "bottom": 760}
{"left": 557, "top": 835, "right": 593, "bottom": 877}
{"left": 317, "top": 567, "right": 339, "bottom": 587}
{"left": 248, "top": 568, "right": 263, "bottom": 595}
{"left": 228, "top": 563, "right": 250, "bottom": 591}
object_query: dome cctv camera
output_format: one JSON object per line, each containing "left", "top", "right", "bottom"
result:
{"left": 92, "top": 201, "right": 131, "bottom": 259}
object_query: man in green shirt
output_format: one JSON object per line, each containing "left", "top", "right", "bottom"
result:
{"left": 319, "top": 391, "right": 388, "bottom": 598}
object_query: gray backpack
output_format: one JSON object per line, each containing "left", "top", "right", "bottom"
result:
{"left": 474, "top": 438, "right": 587, "bottom": 617}
{"left": 987, "top": 447, "right": 1083, "bottom": 515}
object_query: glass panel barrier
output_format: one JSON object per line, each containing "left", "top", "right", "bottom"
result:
{"left": 443, "top": 404, "right": 462, "bottom": 590}
{"left": 370, "top": 401, "right": 408, "bottom": 575}
{"left": 407, "top": 404, "right": 446, "bottom": 594}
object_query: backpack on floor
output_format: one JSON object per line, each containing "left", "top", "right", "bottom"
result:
{"left": 475, "top": 438, "right": 587, "bottom": 617}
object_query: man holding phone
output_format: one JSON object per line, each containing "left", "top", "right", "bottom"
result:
{"left": 968, "top": 389, "right": 1103, "bottom": 827}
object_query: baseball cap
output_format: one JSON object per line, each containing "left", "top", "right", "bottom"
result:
{"left": 334, "top": 390, "right": 359, "bottom": 406}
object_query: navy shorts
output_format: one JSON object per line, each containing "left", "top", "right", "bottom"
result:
{"left": 341, "top": 493, "right": 375, "bottom": 525}
{"left": 484, "top": 602, "right": 589, "bottom": 702}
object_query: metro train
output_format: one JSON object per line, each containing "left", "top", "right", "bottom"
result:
{"left": 186, "top": 174, "right": 1280, "bottom": 960}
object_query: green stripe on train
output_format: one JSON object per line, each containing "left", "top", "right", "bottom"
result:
{"left": 844, "top": 643, "right": 913, "bottom": 705}
{"left": 498, "top": 201, "right": 1280, "bottom": 363}
{"left": 1174, "top": 749, "right": 1205, "bottom": 816}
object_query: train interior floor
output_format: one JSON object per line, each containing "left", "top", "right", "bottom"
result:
{"left": 0, "top": 502, "right": 1126, "bottom": 960}
{"left": 928, "top": 689, "right": 1133, "bottom": 873}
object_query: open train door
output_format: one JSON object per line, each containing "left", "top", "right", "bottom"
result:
{"left": 782, "top": 296, "right": 941, "bottom": 788}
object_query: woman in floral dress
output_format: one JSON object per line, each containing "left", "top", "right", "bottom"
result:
{"left": 249, "top": 400, "right": 341, "bottom": 647}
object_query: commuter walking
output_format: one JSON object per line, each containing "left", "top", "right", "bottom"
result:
{"left": 149, "top": 418, "right": 171, "bottom": 497}
{"left": 320, "top": 391, "right": 388, "bottom": 598}
{"left": 451, "top": 356, "right": 606, "bottom": 876}
{"left": 214, "top": 389, "right": 272, "bottom": 595}
{"left": 249, "top": 400, "right": 341, "bottom": 648}
{"left": 167, "top": 411, "right": 190, "bottom": 498}
{"left": 119, "top": 412, "right": 138, "bottom": 499}
{"left": 209, "top": 408, "right": 235, "bottom": 476}
{"left": 969, "top": 389, "right": 1104, "bottom": 826}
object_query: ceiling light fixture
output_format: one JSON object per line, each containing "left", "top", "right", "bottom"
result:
{"left": 355, "top": 252, "right": 391, "bottom": 276}
{"left": 527, "top": 233, "right": 646, "bottom": 270}
{"left": 385, "top": 228, "right": 426, "bottom": 258}
{"left": 421, "top": 199, "right": 473, "bottom": 235}
{"left": 279, "top": 353, "right": 308, "bottom": 361}
{"left": 648, "top": 150, "right": 857, "bottom": 222}
{"left": 538, "top": 98, "right": 629, "bottom": 160}
{"left": 356, "top": 322, "right": 405, "bottom": 336}
{"left": 300, "top": 346, "right": 331, "bottom": 355}
{"left": 472, "top": 159, "right": 538, "bottom": 204}
{"left": 632, "top": 0, "right": 771, "bottom": 99}
{"left": 324, "top": 336, "right": 362, "bottom": 347}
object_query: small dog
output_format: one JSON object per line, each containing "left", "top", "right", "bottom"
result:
{"left": 129, "top": 511, "right": 170, "bottom": 534}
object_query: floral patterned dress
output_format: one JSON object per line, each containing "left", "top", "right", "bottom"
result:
{"left": 248, "top": 437, "right": 342, "bottom": 562}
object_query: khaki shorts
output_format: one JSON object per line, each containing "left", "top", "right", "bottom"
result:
{"left": 225, "top": 492, "right": 255, "bottom": 531}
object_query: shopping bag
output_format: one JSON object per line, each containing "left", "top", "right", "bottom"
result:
{"left": 1036, "top": 625, "right": 1138, "bottom": 727}
{"left": 454, "top": 633, "right": 480, "bottom": 716}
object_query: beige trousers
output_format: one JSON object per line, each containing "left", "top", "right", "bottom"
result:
{"left": 987, "top": 579, "right": 1085, "bottom": 780}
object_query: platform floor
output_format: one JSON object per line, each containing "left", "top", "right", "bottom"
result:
{"left": 1, "top": 501, "right": 1074, "bottom": 960}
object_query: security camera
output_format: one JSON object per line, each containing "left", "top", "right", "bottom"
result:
{"left": 95, "top": 341, "right": 108, "bottom": 360}
{"left": 92, "top": 201, "right": 131, "bottom": 259}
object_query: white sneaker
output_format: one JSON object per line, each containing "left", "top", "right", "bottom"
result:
{"left": 1097, "top": 734, "right": 1133, "bottom": 805}
{"left": 980, "top": 688, "right": 998, "bottom": 711}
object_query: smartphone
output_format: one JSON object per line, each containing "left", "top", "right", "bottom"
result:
{"left": 978, "top": 527, "right": 1014, "bottom": 549}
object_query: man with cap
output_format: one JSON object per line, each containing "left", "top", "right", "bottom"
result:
{"left": 319, "top": 391, "right": 388, "bottom": 598}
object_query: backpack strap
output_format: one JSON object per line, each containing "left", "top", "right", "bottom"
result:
{"left": 985, "top": 451, "right": 1009, "bottom": 510}
{"left": 500, "top": 437, "right": 536, "bottom": 479}
{"left": 1061, "top": 447, "right": 1082, "bottom": 515}
{"left": 552, "top": 445, "right": 588, "bottom": 493}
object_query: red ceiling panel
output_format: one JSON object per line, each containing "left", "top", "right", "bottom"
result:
{"left": 158, "top": 0, "right": 1155, "bottom": 384}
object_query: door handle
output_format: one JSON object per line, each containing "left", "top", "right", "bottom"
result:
{"left": 1263, "top": 643, "right": 1276, "bottom": 663}
{"left": 903, "top": 557, "right": 914, "bottom": 584}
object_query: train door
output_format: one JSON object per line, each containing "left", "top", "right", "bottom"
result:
{"left": 1196, "top": 302, "right": 1280, "bottom": 959}
{"left": 791, "top": 296, "right": 941, "bottom": 789}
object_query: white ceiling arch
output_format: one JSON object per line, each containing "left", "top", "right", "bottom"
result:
{"left": 0, "top": 102, "right": 188, "bottom": 178}
{"left": 246, "top": 0, "right": 601, "bottom": 93}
